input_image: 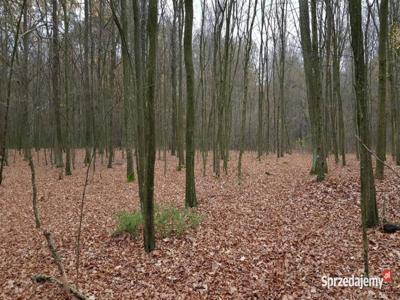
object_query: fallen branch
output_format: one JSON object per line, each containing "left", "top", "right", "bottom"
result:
{"left": 28, "top": 156, "right": 41, "bottom": 228}
{"left": 43, "top": 230, "right": 67, "bottom": 280}
{"left": 32, "top": 274, "right": 88, "bottom": 300}
{"left": 28, "top": 156, "right": 90, "bottom": 299}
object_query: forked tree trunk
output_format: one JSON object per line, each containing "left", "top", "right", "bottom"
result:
{"left": 298, "top": 0, "right": 327, "bottom": 181}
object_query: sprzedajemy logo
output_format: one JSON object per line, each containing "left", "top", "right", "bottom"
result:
{"left": 321, "top": 269, "right": 392, "bottom": 289}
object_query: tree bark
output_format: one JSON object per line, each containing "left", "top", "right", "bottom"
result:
{"left": 121, "top": 0, "right": 135, "bottom": 182}
{"left": 184, "top": 0, "right": 197, "bottom": 208}
{"left": 375, "top": 0, "right": 389, "bottom": 179}
{"left": 348, "top": 0, "right": 379, "bottom": 228}
{"left": 52, "top": 0, "right": 63, "bottom": 168}
{"left": 143, "top": 0, "right": 158, "bottom": 252}
{"left": 298, "top": 0, "right": 327, "bottom": 181}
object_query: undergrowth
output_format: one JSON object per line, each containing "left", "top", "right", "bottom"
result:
{"left": 113, "top": 205, "right": 202, "bottom": 239}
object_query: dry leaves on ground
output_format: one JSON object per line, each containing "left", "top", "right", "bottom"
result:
{"left": 0, "top": 151, "right": 399, "bottom": 299}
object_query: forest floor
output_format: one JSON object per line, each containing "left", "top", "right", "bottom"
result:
{"left": 0, "top": 150, "right": 399, "bottom": 299}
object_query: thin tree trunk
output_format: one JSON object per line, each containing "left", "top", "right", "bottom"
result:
{"left": 375, "top": 0, "right": 389, "bottom": 179}
{"left": 121, "top": 0, "right": 135, "bottom": 182}
{"left": 52, "top": 0, "right": 63, "bottom": 168}
{"left": 62, "top": 0, "right": 72, "bottom": 175}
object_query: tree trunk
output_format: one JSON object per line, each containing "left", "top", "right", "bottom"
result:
{"left": 184, "top": 0, "right": 197, "bottom": 208}
{"left": 170, "top": 0, "right": 178, "bottom": 156}
{"left": 61, "top": 0, "right": 72, "bottom": 175}
{"left": 299, "top": 0, "right": 327, "bottom": 181}
{"left": 375, "top": 0, "right": 389, "bottom": 179}
{"left": 83, "top": 0, "right": 92, "bottom": 164}
{"left": 52, "top": 0, "right": 63, "bottom": 168}
{"left": 348, "top": 0, "right": 379, "bottom": 228}
{"left": 121, "top": 0, "right": 135, "bottom": 182}
{"left": 143, "top": 0, "right": 158, "bottom": 252}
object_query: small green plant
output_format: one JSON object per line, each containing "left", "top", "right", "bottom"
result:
{"left": 113, "top": 211, "right": 143, "bottom": 238}
{"left": 127, "top": 174, "right": 135, "bottom": 182}
{"left": 113, "top": 205, "right": 202, "bottom": 239}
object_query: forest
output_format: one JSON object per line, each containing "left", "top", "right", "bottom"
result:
{"left": 0, "top": 0, "right": 399, "bottom": 298}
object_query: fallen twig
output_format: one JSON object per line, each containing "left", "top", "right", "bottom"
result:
{"left": 28, "top": 156, "right": 90, "bottom": 299}
{"left": 355, "top": 135, "right": 400, "bottom": 180}
{"left": 32, "top": 274, "right": 88, "bottom": 300}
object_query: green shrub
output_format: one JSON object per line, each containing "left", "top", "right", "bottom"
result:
{"left": 113, "top": 211, "right": 143, "bottom": 238}
{"left": 127, "top": 174, "right": 135, "bottom": 182}
{"left": 113, "top": 205, "right": 202, "bottom": 239}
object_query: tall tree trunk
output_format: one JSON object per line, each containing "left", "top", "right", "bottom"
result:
{"left": 348, "top": 0, "right": 379, "bottom": 228}
{"left": 177, "top": 0, "right": 185, "bottom": 170}
{"left": 143, "top": 0, "right": 158, "bottom": 253}
{"left": 325, "top": 0, "right": 339, "bottom": 164}
{"left": 184, "top": 0, "right": 197, "bottom": 208}
{"left": 257, "top": 1, "right": 265, "bottom": 159}
{"left": 22, "top": 0, "right": 31, "bottom": 159}
{"left": 0, "top": 0, "right": 26, "bottom": 185}
{"left": 131, "top": 0, "right": 146, "bottom": 210}
{"left": 107, "top": 25, "right": 116, "bottom": 169}
{"left": 390, "top": 0, "right": 400, "bottom": 165}
{"left": 332, "top": 0, "right": 346, "bottom": 166}
{"left": 62, "top": 0, "right": 72, "bottom": 175}
{"left": 52, "top": 0, "right": 63, "bottom": 168}
{"left": 298, "top": 0, "right": 327, "bottom": 181}
{"left": 375, "top": 0, "right": 389, "bottom": 179}
{"left": 84, "top": 0, "right": 92, "bottom": 164}
{"left": 348, "top": 0, "right": 379, "bottom": 278}
{"left": 238, "top": 0, "right": 257, "bottom": 181}
{"left": 170, "top": 0, "right": 178, "bottom": 156}
{"left": 121, "top": 0, "right": 135, "bottom": 182}
{"left": 199, "top": 0, "right": 207, "bottom": 176}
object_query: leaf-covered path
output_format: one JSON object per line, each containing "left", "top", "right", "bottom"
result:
{"left": 0, "top": 151, "right": 399, "bottom": 299}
